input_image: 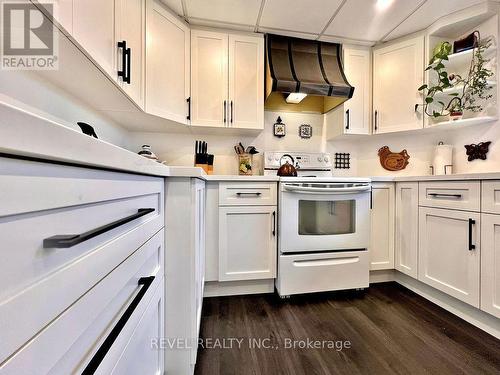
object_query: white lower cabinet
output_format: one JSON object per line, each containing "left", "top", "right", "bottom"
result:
{"left": 370, "top": 182, "right": 395, "bottom": 270}
{"left": 165, "top": 178, "right": 205, "bottom": 375}
{"left": 418, "top": 207, "right": 480, "bottom": 307}
{"left": 480, "top": 213, "right": 500, "bottom": 318}
{"left": 219, "top": 206, "right": 277, "bottom": 281}
{"left": 395, "top": 182, "right": 418, "bottom": 277}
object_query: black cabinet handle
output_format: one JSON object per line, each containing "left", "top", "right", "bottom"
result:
{"left": 345, "top": 109, "right": 350, "bottom": 130}
{"left": 272, "top": 211, "right": 276, "bottom": 236}
{"left": 468, "top": 219, "right": 476, "bottom": 251}
{"left": 374, "top": 110, "right": 378, "bottom": 131}
{"left": 43, "top": 208, "right": 155, "bottom": 248}
{"left": 428, "top": 193, "right": 462, "bottom": 198}
{"left": 125, "top": 46, "right": 131, "bottom": 84}
{"left": 117, "top": 40, "right": 127, "bottom": 83}
{"left": 236, "top": 192, "right": 262, "bottom": 196}
{"left": 82, "top": 276, "right": 155, "bottom": 375}
{"left": 186, "top": 97, "right": 191, "bottom": 120}
{"left": 230, "top": 101, "right": 233, "bottom": 124}
{"left": 223, "top": 100, "right": 227, "bottom": 124}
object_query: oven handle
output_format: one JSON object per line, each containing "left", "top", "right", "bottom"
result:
{"left": 282, "top": 184, "right": 371, "bottom": 194}
{"left": 293, "top": 256, "right": 360, "bottom": 267}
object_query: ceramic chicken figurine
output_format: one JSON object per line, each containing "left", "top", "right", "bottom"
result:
{"left": 378, "top": 146, "right": 410, "bottom": 171}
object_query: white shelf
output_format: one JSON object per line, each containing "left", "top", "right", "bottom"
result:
{"left": 431, "top": 80, "right": 496, "bottom": 99}
{"left": 443, "top": 46, "right": 496, "bottom": 69}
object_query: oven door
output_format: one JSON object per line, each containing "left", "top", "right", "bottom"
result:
{"left": 279, "top": 182, "right": 371, "bottom": 253}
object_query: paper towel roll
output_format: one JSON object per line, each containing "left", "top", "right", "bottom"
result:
{"left": 433, "top": 143, "right": 453, "bottom": 175}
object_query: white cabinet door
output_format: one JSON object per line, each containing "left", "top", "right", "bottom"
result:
{"left": 418, "top": 207, "right": 480, "bottom": 307}
{"left": 116, "top": 0, "right": 145, "bottom": 107}
{"left": 480, "top": 213, "right": 500, "bottom": 318}
{"left": 191, "top": 30, "right": 228, "bottom": 127}
{"left": 36, "top": 0, "right": 73, "bottom": 33}
{"left": 193, "top": 179, "right": 205, "bottom": 353}
{"left": 343, "top": 46, "right": 370, "bottom": 135}
{"left": 395, "top": 182, "right": 418, "bottom": 278}
{"left": 370, "top": 182, "right": 395, "bottom": 270}
{"left": 73, "top": 0, "right": 116, "bottom": 78}
{"left": 228, "top": 34, "right": 264, "bottom": 129}
{"left": 145, "top": 0, "right": 190, "bottom": 123}
{"left": 219, "top": 206, "right": 277, "bottom": 281}
{"left": 373, "top": 36, "right": 424, "bottom": 133}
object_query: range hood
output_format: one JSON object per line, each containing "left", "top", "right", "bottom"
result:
{"left": 265, "top": 34, "right": 354, "bottom": 114}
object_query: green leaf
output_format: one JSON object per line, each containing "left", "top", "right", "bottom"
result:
{"left": 418, "top": 84, "right": 428, "bottom": 91}
{"left": 449, "top": 93, "right": 459, "bottom": 96}
{"left": 425, "top": 97, "right": 434, "bottom": 104}
{"left": 435, "top": 62, "right": 445, "bottom": 70}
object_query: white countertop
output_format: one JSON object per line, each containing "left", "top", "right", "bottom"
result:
{"left": 204, "top": 175, "right": 279, "bottom": 181}
{"left": 369, "top": 173, "right": 500, "bottom": 182}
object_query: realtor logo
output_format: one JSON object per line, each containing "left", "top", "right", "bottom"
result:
{"left": 1, "top": 1, "right": 58, "bottom": 69}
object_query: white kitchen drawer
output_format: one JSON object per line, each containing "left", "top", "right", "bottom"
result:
{"left": 0, "top": 229, "right": 164, "bottom": 375}
{"left": 0, "top": 158, "right": 164, "bottom": 364}
{"left": 219, "top": 182, "right": 277, "bottom": 206}
{"left": 482, "top": 181, "right": 500, "bottom": 214}
{"left": 419, "top": 181, "right": 480, "bottom": 211}
{"left": 276, "top": 251, "right": 369, "bottom": 296}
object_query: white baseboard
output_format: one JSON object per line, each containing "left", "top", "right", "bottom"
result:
{"left": 204, "top": 279, "right": 275, "bottom": 297}
{"left": 369, "top": 269, "right": 396, "bottom": 283}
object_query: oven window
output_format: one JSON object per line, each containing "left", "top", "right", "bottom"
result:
{"left": 298, "top": 200, "right": 356, "bottom": 235}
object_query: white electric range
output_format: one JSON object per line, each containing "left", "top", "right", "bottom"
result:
{"left": 264, "top": 152, "right": 371, "bottom": 297}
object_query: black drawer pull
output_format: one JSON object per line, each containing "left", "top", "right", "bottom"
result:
{"left": 428, "top": 193, "right": 462, "bottom": 198}
{"left": 43, "top": 208, "right": 155, "bottom": 248}
{"left": 468, "top": 218, "right": 476, "bottom": 251}
{"left": 82, "top": 276, "right": 155, "bottom": 375}
{"left": 272, "top": 211, "right": 276, "bottom": 236}
{"left": 236, "top": 192, "right": 262, "bottom": 196}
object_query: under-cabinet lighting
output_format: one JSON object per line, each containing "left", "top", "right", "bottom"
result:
{"left": 286, "top": 93, "right": 308, "bottom": 104}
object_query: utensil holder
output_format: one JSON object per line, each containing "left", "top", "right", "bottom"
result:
{"left": 238, "top": 153, "right": 253, "bottom": 176}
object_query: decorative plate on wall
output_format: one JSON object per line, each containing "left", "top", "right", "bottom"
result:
{"left": 299, "top": 124, "right": 312, "bottom": 139}
{"left": 378, "top": 146, "right": 410, "bottom": 171}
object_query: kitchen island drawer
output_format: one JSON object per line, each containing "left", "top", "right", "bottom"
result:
{"left": 219, "top": 182, "right": 277, "bottom": 206}
{"left": 482, "top": 181, "right": 500, "bottom": 214}
{"left": 0, "top": 229, "right": 164, "bottom": 374}
{"left": 0, "top": 158, "right": 164, "bottom": 364}
{"left": 419, "top": 181, "right": 480, "bottom": 211}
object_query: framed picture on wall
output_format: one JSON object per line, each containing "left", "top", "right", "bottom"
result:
{"left": 299, "top": 124, "right": 312, "bottom": 139}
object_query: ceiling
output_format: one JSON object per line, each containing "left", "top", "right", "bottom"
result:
{"left": 160, "top": 0, "right": 491, "bottom": 44}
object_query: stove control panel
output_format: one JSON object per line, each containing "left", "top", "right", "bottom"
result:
{"left": 264, "top": 152, "right": 332, "bottom": 170}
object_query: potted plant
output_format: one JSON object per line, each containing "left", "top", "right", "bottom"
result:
{"left": 417, "top": 32, "right": 494, "bottom": 121}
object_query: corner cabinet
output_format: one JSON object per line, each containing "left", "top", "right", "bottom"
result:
{"left": 145, "top": 0, "right": 190, "bottom": 123}
{"left": 191, "top": 30, "right": 264, "bottom": 129}
{"left": 418, "top": 207, "right": 480, "bottom": 307}
{"left": 373, "top": 35, "right": 424, "bottom": 134}
{"left": 370, "top": 182, "right": 395, "bottom": 270}
{"left": 395, "top": 182, "right": 418, "bottom": 277}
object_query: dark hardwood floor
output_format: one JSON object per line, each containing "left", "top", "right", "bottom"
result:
{"left": 194, "top": 282, "right": 500, "bottom": 375}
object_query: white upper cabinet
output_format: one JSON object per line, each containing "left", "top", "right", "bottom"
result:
{"left": 191, "top": 30, "right": 264, "bottom": 129}
{"left": 36, "top": 0, "right": 73, "bottom": 34}
{"left": 145, "top": 0, "right": 190, "bottom": 123}
{"left": 191, "top": 30, "right": 228, "bottom": 127}
{"left": 72, "top": 0, "right": 116, "bottom": 78}
{"left": 395, "top": 182, "right": 418, "bottom": 278}
{"left": 373, "top": 35, "right": 424, "bottom": 134}
{"left": 370, "top": 182, "right": 395, "bottom": 270}
{"left": 343, "top": 46, "right": 370, "bottom": 135}
{"left": 418, "top": 207, "right": 480, "bottom": 307}
{"left": 116, "top": 0, "right": 145, "bottom": 108}
{"left": 228, "top": 35, "right": 264, "bottom": 129}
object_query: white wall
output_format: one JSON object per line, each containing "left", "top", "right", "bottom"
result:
{"left": 130, "top": 111, "right": 355, "bottom": 175}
